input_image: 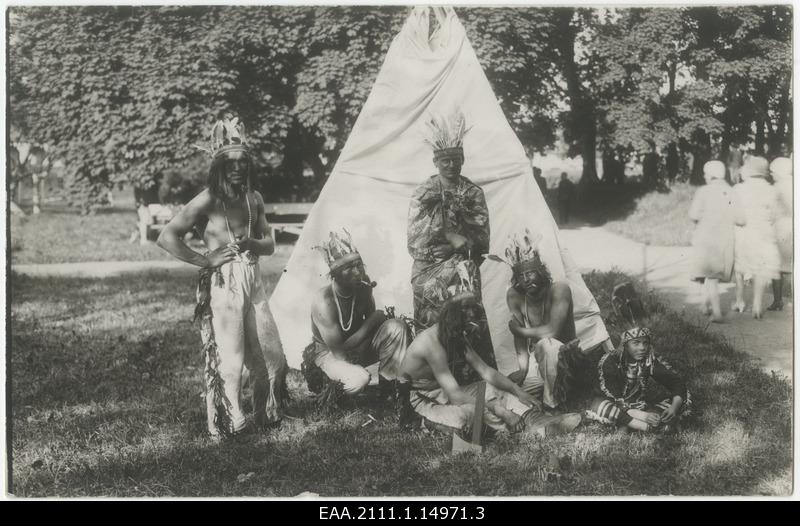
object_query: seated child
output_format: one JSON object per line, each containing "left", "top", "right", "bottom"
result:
{"left": 588, "top": 327, "right": 691, "bottom": 432}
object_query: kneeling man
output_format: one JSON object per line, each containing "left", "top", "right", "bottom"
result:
{"left": 307, "top": 230, "right": 411, "bottom": 395}
{"left": 399, "top": 263, "right": 581, "bottom": 436}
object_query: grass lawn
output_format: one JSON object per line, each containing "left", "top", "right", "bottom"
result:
{"left": 9, "top": 208, "right": 170, "bottom": 265}
{"left": 10, "top": 183, "right": 172, "bottom": 264}
{"left": 8, "top": 266, "right": 792, "bottom": 497}
{"left": 571, "top": 181, "right": 695, "bottom": 247}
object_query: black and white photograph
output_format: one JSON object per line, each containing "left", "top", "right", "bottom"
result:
{"left": 2, "top": 1, "right": 796, "bottom": 499}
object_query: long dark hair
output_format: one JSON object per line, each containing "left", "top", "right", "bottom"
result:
{"left": 207, "top": 151, "right": 255, "bottom": 203}
{"left": 437, "top": 296, "right": 485, "bottom": 360}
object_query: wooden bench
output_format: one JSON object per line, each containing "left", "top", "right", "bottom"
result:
{"left": 137, "top": 202, "right": 314, "bottom": 244}
{"left": 264, "top": 202, "right": 313, "bottom": 238}
{"left": 138, "top": 203, "right": 179, "bottom": 245}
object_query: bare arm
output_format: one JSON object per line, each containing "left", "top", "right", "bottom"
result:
{"left": 509, "top": 283, "right": 572, "bottom": 342}
{"left": 157, "top": 190, "right": 234, "bottom": 268}
{"left": 506, "top": 289, "right": 530, "bottom": 384}
{"left": 464, "top": 337, "right": 536, "bottom": 407}
{"left": 425, "top": 337, "right": 474, "bottom": 406}
{"left": 311, "top": 291, "right": 386, "bottom": 360}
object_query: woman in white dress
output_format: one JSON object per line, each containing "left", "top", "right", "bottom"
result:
{"left": 688, "top": 161, "right": 745, "bottom": 322}
{"left": 733, "top": 156, "right": 780, "bottom": 319}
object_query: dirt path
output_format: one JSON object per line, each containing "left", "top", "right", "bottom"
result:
{"left": 11, "top": 229, "right": 793, "bottom": 378}
{"left": 10, "top": 244, "right": 294, "bottom": 279}
{"left": 559, "top": 223, "right": 793, "bottom": 379}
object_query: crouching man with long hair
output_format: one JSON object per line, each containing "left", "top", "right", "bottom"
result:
{"left": 398, "top": 263, "right": 582, "bottom": 437}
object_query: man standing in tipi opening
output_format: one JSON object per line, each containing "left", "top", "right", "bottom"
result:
{"left": 407, "top": 110, "right": 490, "bottom": 330}
{"left": 270, "top": 6, "right": 609, "bottom": 388}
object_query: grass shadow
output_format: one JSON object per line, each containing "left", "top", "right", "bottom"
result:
{"left": 8, "top": 269, "right": 793, "bottom": 496}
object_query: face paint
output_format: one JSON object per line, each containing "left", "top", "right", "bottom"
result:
{"left": 336, "top": 262, "right": 369, "bottom": 288}
{"left": 223, "top": 151, "right": 249, "bottom": 188}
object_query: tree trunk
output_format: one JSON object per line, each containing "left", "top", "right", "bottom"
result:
{"left": 580, "top": 125, "right": 598, "bottom": 185}
{"left": 666, "top": 142, "right": 679, "bottom": 183}
{"left": 690, "top": 130, "right": 710, "bottom": 185}
{"left": 555, "top": 8, "right": 598, "bottom": 185}
{"left": 304, "top": 152, "right": 327, "bottom": 181}
{"left": 280, "top": 121, "right": 305, "bottom": 180}
{"left": 643, "top": 150, "right": 660, "bottom": 187}
{"left": 754, "top": 116, "right": 766, "bottom": 156}
{"left": 690, "top": 8, "right": 717, "bottom": 186}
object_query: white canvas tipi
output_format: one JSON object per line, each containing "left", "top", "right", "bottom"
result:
{"left": 270, "top": 6, "right": 608, "bottom": 371}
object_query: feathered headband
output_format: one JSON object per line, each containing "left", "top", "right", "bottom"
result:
{"left": 314, "top": 229, "right": 362, "bottom": 273}
{"left": 611, "top": 282, "right": 651, "bottom": 347}
{"left": 194, "top": 113, "right": 249, "bottom": 160}
{"left": 424, "top": 109, "right": 472, "bottom": 158}
{"left": 486, "top": 229, "right": 547, "bottom": 275}
{"left": 429, "top": 260, "right": 478, "bottom": 304}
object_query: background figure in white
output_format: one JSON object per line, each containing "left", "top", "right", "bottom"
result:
{"left": 768, "top": 157, "right": 793, "bottom": 311}
{"left": 732, "top": 156, "right": 780, "bottom": 319}
{"left": 688, "top": 161, "right": 745, "bottom": 322}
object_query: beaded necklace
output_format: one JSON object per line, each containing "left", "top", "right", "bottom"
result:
{"left": 333, "top": 282, "right": 356, "bottom": 332}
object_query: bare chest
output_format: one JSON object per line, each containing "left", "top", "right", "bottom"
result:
{"left": 202, "top": 200, "right": 254, "bottom": 249}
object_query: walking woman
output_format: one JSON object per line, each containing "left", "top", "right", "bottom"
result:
{"left": 732, "top": 156, "right": 780, "bottom": 319}
{"left": 688, "top": 160, "right": 745, "bottom": 322}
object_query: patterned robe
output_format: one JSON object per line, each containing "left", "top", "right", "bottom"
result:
{"left": 589, "top": 349, "right": 691, "bottom": 426}
{"left": 407, "top": 175, "right": 490, "bottom": 328}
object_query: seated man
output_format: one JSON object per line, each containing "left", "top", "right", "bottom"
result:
{"left": 489, "top": 231, "right": 586, "bottom": 411}
{"left": 399, "top": 263, "right": 582, "bottom": 437}
{"left": 305, "top": 230, "right": 411, "bottom": 396}
{"left": 588, "top": 327, "right": 691, "bottom": 432}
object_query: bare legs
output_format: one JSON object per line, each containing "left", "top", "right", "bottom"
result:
{"left": 704, "top": 278, "right": 723, "bottom": 322}
{"left": 732, "top": 271, "right": 770, "bottom": 319}
{"left": 752, "top": 275, "right": 767, "bottom": 319}
{"left": 733, "top": 272, "right": 746, "bottom": 313}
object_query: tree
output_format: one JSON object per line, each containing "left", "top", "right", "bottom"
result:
{"left": 9, "top": 6, "right": 301, "bottom": 212}
{"left": 552, "top": 8, "right": 601, "bottom": 185}
{"left": 704, "top": 6, "right": 792, "bottom": 157}
{"left": 10, "top": 6, "right": 566, "bottom": 209}
{"left": 593, "top": 8, "right": 723, "bottom": 186}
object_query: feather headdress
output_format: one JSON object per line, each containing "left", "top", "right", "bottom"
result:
{"left": 424, "top": 109, "right": 472, "bottom": 157}
{"left": 611, "top": 282, "right": 650, "bottom": 347}
{"left": 429, "top": 260, "right": 478, "bottom": 304}
{"left": 314, "top": 229, "right": 362, "bottom": 273}
{"left": 486, "top": 229, "right": 546, "bottom": 275}
{"left": 194, "top": 113, "right": 249, "bottom": 159}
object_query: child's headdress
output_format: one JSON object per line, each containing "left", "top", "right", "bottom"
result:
{"left": 194, "top": 113, "right": 249, "bottom": 160}
{"left": 611, "top": 282, "right": 651, "bottom": 348}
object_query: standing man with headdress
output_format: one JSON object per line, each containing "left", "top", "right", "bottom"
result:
{"left": 407, "top": 109, "right": 490, "bottom": 329}
{"left": 398, "top": 261, "right": 583, "bottom": 436}
{"left": 305, "top": 229, "right": 412, "bottom": 397}
{"left": 158, "top": 113, "right": 287, "bottom": 439}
